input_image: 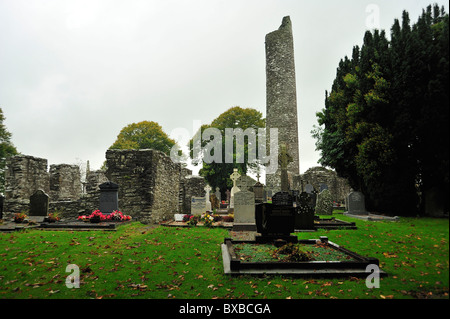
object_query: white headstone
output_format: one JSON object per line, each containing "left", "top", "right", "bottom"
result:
{"left": 229, "top": 169, "right": 241, "bottom": 209}
{"left": 234, "top": 175, "right": 256, "bottom": 224}
{"left": 191, "top": 197, "right": 206, "bottom": 215}
{"left": 204, "top": 185, "right": 212, "bottom": 212}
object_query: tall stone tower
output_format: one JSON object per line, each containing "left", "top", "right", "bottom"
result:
{"left": 265, "top": 16, "right": 300, "bottom": 192}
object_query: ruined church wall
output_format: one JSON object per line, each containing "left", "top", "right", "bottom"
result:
{"left": 105, "top": 149, "right": 182, "bottom": 224}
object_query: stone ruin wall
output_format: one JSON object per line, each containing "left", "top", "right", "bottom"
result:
{"left": 2, "top": 151, "right": 207, "bottom": 223}
{"left": 181, "top": 175, "right": 206, "bottom": 214}
{"left": 293, "top": 166, "right": 351, "bottom": 203}
{"left": 105, "top": 149, "right": 188, "bottom": 224}
{"left": 4, "top": 155, "right": 50, "bottom": 213}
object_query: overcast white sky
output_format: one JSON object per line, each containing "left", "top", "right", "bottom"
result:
{"left": 1, "top": 0, "right": 448, "bottom": 176}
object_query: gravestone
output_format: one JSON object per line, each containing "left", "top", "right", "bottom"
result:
{"left": 99, "top": 181, "right": 119, "bottom": 214}
{"left": 319, "top": 183, "right": 328, "bottom": 192}
{"left": 295, "top": 192, "right": 315, "bottom": 230}
{"left": 225, "top": 189, "right": 231, "bottom": 205}
{"left": 255, "top": 192, "right": 297, "bottom": 243}
{"left": 315, "top": 189, "right": 333, "bottom": 215}
{"left": 210, "top": 194, "right": 220, "bottom": 210}
{"left": 305, "top": 184, "right": 317, "bottom": 209}
{"left": 191, "top": 197, "right": 206, "bottom": 216}
{"left": 346, "top": 191, "right": 368, "bottom": 215}
{"left": 253, "top": 181, "right": 265, "bottom": 204}
{"left": 215, "top": 187, "right": 221, "bottom": 203}
{"left": 305, "top": 184, "right": 314, "bottom": 193}
{"left": 204, "top": 185, "right": 212, "bottom": 212}
{"left": 233, "top": 175, "right": 256, "bottom": 231}
{"left": 29, "top": 189, "right": 49, "bottom": 222}
{"left": 229, "top": 169, "right": 241, "bottom": 209}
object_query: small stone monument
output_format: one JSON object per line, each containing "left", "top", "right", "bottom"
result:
{"left": 345, "top": 191, "right": 368, "bottom": 215}
{"left": 315, "top": 189, "right": 333, "bottom": 215}
{"left": 191, "top": 197, "right": 206, "bottom": 216}
{"left": 305, "top": 184, "right": 317, "bottom": 209}
{"left": 215, "top": 187, "right": 221, "bottom": 203}
{"left": 253, "top": 181, "right": 265, "bottom": 204}
{"left": 29, "top": 189, "right": 49, "bottom": 222}
{"left": 225, "top": 189, "right": 231, "bottom": 205}
{"left": 229, "top": 169, "right": 241, "bottom": 209}
{"left": 204, "top": 185, "right": 212, "bottom": 212}
{"left": 99, "top": 181, "right": 119, "bottom": 214}
{"left": 295, "top": 192, "right": 315, "bottom": 230}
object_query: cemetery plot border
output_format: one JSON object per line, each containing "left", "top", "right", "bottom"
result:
{"left": 222, "top": 237, "right": 386, "bottom": 277}
{"left": 311, "top": 217, "right": 357, "bottom": 230}
{"left": 37, "top": 220, "right": 121, "bottom": 230}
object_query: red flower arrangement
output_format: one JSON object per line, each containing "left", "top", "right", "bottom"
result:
{"left": 77, "top": 210, "right": 131, "bottom": 222}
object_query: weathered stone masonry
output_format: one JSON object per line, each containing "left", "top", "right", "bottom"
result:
{"left": 105, "top": 149, "right": 187, "bottom": 224}
{"left": 2, "top": 150, "right": 206, "bottom": 223}
{"left": 265, "top": 16, "right": 300, "bottom": 192}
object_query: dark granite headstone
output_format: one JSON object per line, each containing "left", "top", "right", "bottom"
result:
{"left": 255, "top": 192, "right": 297, "bottom": 243}
{"left": 304, "top": 184, "right": 317, "bottom": 209}
{"left": 295, "top": 192, "right": 315, "bottom": 230}
{"left": 29, "top": 189, "right": 49, "bottom": 217}
{"left": 347, "top": 191, "right": 368, "bottom": 215}
{"left": 253, "top": 182, "right": 265, "bottom": 203}
{"left": 99, "top": 182, "right": 119, "bottom": 214}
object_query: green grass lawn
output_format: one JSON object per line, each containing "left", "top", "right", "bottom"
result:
{"left": 0, "top": 213, "right": 448, "bottom": 299}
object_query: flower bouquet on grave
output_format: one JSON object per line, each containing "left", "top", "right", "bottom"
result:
{"left": 14, "top": 212, "right": 27, "bottom": 223}
{"left": 88, "top": 210, "right": 105, "bottom": 223}
{"left": 77, "top": 215, "right": 89, "bottom": 222}
{"left": 201, "top": 213, "right": 214, "bottom": 227}
{"left": 46, "top": 212, "right": 60, "bottom": 223}
{"left": 107, "top": 210, "right": 132, "bottom": 222}
{"left": 187, "top": 215, "right": 200, "bottom": 226}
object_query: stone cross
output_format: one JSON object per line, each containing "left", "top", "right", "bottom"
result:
{"left": 229, "top": 169, "right": 241, "bottom": 209}
{"left": 230, "top": 169, "right": 241, "bottom": 191}
{"left": 204, "top": 185, "right": 212, "bottom": 197}
{"left": 236, "top": 175, "right": 254, "bottom": 192}
{"left": 278, "top": 143, "right": 293, "bottom": 192}
{"left": 204, "top": 185, "right": 212, "bottom": 212}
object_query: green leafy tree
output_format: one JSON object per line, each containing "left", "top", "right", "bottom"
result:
{"left": 313, "top": 5, "right": 449, "bottom": 216}
{"left": 0, "top": 108, "right": 19, "bottom": 193}
{"left": 189, "top": 106, "right": 265, "bottom": 194}
{"left": 109, "top": 121, "right": 176, "bottom": 155}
